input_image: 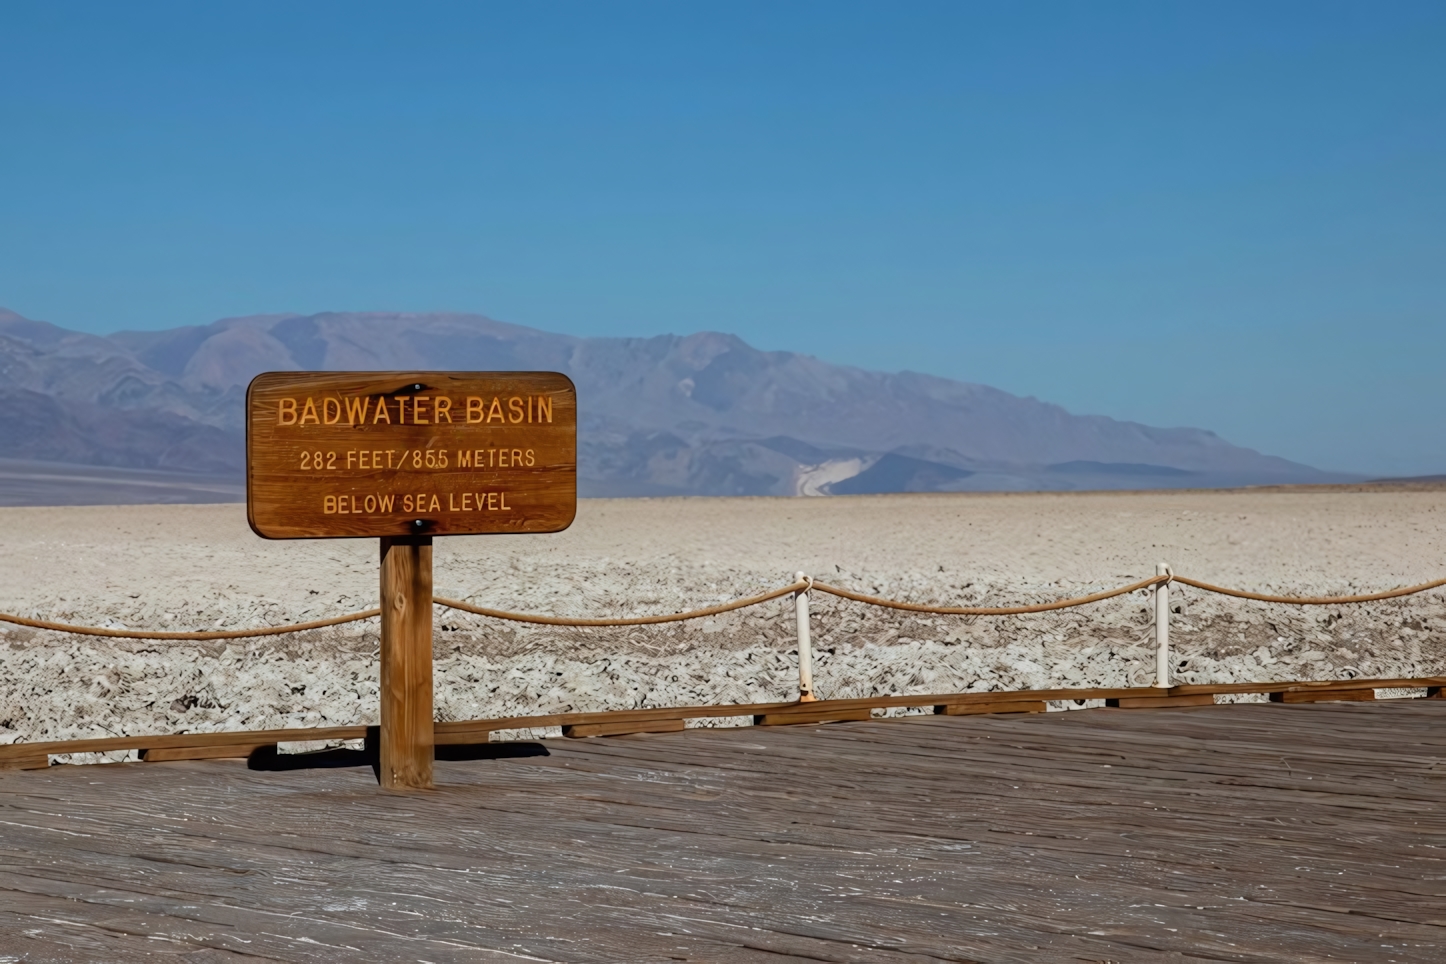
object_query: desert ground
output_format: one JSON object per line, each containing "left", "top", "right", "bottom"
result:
{"left": 0, "top": 458, "right": 243, "bottom": 507}
{"left": 2, "top": 488, "right": 1443, "bottom": 758}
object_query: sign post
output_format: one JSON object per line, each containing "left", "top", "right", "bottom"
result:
{"left": 246, "top": 371, "right": 577, "bottom": 790}
{"left": 379, "top": 535, "right": 434, "bottom": 788}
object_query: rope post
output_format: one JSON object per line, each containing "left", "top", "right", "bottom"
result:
{"left": 794, "top": 572, "right": 817, "bottom": 702}
{"left": 379, "top": 535, "right": 434, "bottom": 790}
{"left": 1155, "top": 562, "right": 1171, "bottom": 690}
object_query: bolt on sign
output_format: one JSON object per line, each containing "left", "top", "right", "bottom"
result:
{"left": 246, "top": 371, "right": 577, "bottom": 539}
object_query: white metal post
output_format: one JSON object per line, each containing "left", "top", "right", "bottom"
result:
{"left": 1155, "top": 561, "right": 1171, "bottom": 690}
{"left": 795, "top": 571, "right": 816, "bottom": 702}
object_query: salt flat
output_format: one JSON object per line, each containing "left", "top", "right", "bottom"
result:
{"left": 1, "top": 489, "right": 1443, "bottom": 752}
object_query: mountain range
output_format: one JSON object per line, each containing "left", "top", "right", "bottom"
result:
{"left": 0, "top": 307, "right": 1353, "bottom": 501}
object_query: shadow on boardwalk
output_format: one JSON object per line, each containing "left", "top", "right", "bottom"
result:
{"left": 244, "top": 734, "right": 549, "bottom": 778}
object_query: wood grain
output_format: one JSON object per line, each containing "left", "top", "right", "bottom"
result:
{"left": 562, "top": 719, "right": 686, "bottom": 738}
{"left": 2, "top": 701, "right": 1444, "bottom": 961}
{"left": 8, "top": 674, "right": 1446, "bottom": 766}
{"left": 0, "top": 751, "right": 49, "bottom": 770}
{"left": 0, "top": 725, "right": 370, "bottom": 763}
{"left": 140, "top": 743, "right": 273, "bottom": 762}
{"left": 936, "top": 699, "right": 1047, "bottom": 715}
{"left": 755, "top": 706, "right": 872, "bottom": 726}
{"left": 1173, "top": 674, "right": 1446, "bottom": 697}
{"left": 380, "top": 536, "right": 433, "bottom": 790}
{"left": 1272, "top": 688, "right": 1376, "bottom": 703}
{"left": 246, "top": 371, "right": 576, "bottom": 539}
{"left": 1107, "top": 693, "right": 1217, "bottom": 709}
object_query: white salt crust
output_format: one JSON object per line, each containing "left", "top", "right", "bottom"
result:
{"left": 1, "top": 490, "right": 1442, "bottom": 759}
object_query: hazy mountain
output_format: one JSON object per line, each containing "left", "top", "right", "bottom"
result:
{"left": 0, "top": 307, "right": 1353, "bottom": 501}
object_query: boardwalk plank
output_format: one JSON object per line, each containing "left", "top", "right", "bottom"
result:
{"left": 0, "top": 702, "right": 1443, "bottom": 961}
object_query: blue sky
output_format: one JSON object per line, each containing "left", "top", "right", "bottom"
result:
{"left": 2, "top": 1, "right": 1443, "bottom": 476}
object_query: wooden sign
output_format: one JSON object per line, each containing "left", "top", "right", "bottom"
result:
{"left": 246, "top": 371, "right": 576, "bottom": 539}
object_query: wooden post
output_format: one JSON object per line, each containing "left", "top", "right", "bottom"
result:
{"left": 795, "top": 572, "right": 816, "bottom": 702}
{"left": 1155, "top": 561, "right": 1170, "bottom": 690}
{"left": 379, "top": 535, "right": 434, "bottom": 790}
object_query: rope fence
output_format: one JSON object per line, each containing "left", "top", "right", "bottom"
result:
{"left": 4, "top": 566, "right": 1445, "bottom": 701}
{"left": 808, "top": 576, "right": 1163, "bottom": 615}
{"left": 3, "top": 566, "right": 1445, "bottom": 767}
{"left": 0, "top": 608, "right": 382, "bottom": 641}
{"left": 3, "top": 571, "right": 1446, "bottom": 640}
{"left": 1169, "top": 574, "right": 1446, "bottom": 606}
{"left": 433, "top": 579, "right": 809, "bottom": 626}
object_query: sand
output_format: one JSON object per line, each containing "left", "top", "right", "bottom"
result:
{"left": 2, "top": 489, "right": 1444, "bottom": 758}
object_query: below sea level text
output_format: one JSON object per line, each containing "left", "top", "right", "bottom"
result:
{"left": 323, "top": 492, "right": 512, "bottom": 515}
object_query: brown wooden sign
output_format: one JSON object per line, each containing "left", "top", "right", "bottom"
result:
{"left": 246, "top": 371, "right": 576, "bottom": 539}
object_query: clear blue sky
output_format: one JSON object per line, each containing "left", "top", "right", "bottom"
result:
{"left": 2, "top": 2, "right": 1443, "bottom": 476}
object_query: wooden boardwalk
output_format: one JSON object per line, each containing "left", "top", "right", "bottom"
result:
{"left": 1, "top": 701, "right": 1443, "bottom": 962}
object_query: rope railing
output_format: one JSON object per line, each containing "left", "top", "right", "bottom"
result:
{"left": 807, "top": 576, "right": 1163, "bottom": 615}
{"left": 0, "top": 608, "right": 382, "bottom": 641}
{"left": 4, "top": 566, "right": 1446, "bottom": 770}
{"left": 4, "top": 571, "right": 1446, "bottom": 640}
{"left": 1169, "top": 574, "right": 1446, "bottom": 606}
{"left": 432, "top": 579, "right": 808, "bottom": 626}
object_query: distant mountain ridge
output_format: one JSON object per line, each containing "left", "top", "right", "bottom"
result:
{"left": 0, "top": 307, "right": 1354, "bottom": 497}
